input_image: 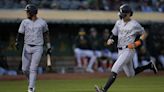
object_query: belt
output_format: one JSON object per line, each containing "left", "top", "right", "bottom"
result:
{"left": 118, "top": 45, "right": 128, "bottom": 50}
{"left": 28, "top": 44, "right": 36, "bottom": 47}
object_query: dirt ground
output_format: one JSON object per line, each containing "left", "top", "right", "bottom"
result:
{"left": 0, "top": 71, "right": 164, "bottom": 81}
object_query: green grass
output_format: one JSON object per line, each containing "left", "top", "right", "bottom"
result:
{"left": 0, "top": 76, "right": 163, "bottom": 92}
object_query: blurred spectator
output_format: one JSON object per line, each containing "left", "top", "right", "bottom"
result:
{"left": 100, "top": 29, "right": 112, "bottom": 60}
{"left": 73, "top": 28, "right": 96, "bottom": 73}
{"left": 141, "top": 1, "right": 153, "bottom": 12}
{"left": 97, "top": 29, "right": 113, "bottom": 72}
{"left": 89, "top": 27, "right": 102, "bottom": 58}
{"left": 0, "top": 0, "right": 163, "bottom": 12}
{"left": 57, "top": 0, "right": 70, "bottom": 10}
{"left": 88, "top": 27, "right": 102, "bottom": 72}
{"left": 40, "top": 0, "right": 53, "bottom": 9}
{"left": 157, "top": 0, "right": 164, "bottom": 12}
{"left": 101, "top": 28, "right": 118, "bottom": 61}
{"left": 69, "top": 0, "right": 81, "bottom": 10}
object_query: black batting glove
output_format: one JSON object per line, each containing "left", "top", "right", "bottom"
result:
{"left": 15, "top": 42, "right": 19, "bottom": 50}
{"left": 46, "top": 48, "right": 51, "bottom": 55}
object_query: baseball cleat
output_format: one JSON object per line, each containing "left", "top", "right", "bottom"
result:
{"left": 86, "top": 68, "right": 94, "bottom": 73}
{"left": 150, "top": 57, "right": 158, "bottom": 74}
{"left": 95, "top": 85, "right": 104, "bottom": 92}
{"left": 28, "top": 88, "right": 35, "bottom": 92}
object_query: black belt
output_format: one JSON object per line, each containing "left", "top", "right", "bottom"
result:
{"left": 28, "top": 44, "right": 36, "bottom": 47}
{"left": 118, "top": 45, "right": 128, "bottom": 50}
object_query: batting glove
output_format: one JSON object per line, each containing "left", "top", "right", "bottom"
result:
{"left": 15, "top": 42, "right": 19, "bottom": 50}
{"left": 46, "top": 48, "right": 52, "bottom": 55}
{"left": 107, "top": 39, "right": 114, "bottom": 45}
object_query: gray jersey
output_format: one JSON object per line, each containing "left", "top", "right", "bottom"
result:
{"left": 18, "top": 18, "right": 48, "bottom": 45}
{"left": 112, "top": 19, "right": 145, "bottom": 47}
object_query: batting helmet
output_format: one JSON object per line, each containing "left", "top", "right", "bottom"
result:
{"left": 24, "top": 4, "right": 38, "bottom": 15}
{"left": 118, "top": 4, "right": 133, "bottom": 19}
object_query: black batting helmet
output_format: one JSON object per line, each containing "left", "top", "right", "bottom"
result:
{"left": 24, "top": 4, "right": 38, "bottom": 15}
{"left": 118, "top": 4, "right": 133, "bottom": 19}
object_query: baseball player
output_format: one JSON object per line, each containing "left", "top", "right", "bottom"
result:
{"left": 95, "top": 4, "right": 158, "bottom": 92}
{"left": 89, "top": 27, "right": 102, "bottom": 58}
{"left": 15, "top": 4, "right": 51, "bottom": 92}
{"left": 97, "top": 29, "right": 114, "bottom": 72}
{"left": 74, "top": 28, "right": 96, "bottom": 73}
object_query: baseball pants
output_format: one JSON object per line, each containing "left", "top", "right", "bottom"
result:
{"left": 111, "top": 48, "right": 135, "bottom": 77}
{"left": 22, "top": 44, "right": 43, "bottom": 89}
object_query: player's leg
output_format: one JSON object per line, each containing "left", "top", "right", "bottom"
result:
{"left": 123, "top": 51, "right": 135, "bottom": 77}
{"left": 149, "top": 57, "right": 158, "bottom": 73}
{"left": 22, "top": 46, "right": 32, "bottom": 79}
{"left": 95, "top": 50, "right": 103, "bottom": 71}
{"left": 74, "top": 48, "right": 83, "bottom": 68}
{"left": 133, "top": 52, "right": 139, "bottom": 68}
{"left": 28, "top": 46, "right": 43, "bottom": 91}
{"left": 85, "top": 50, "right": 97, "bottom": 73}
{"left": 123, "top": 61, "right": 135, "bottom": 77}
{"left": 111, "top": 52, "right": 118, "bottom": 61}
{"left": 105, "top": 51, "right": 114, "bottom": 70}
{"left": 134, "top": 57, "right": 158, "bottom": 75}
{"left": 134, "top": 64, "right": 151, "bottom": 75}
{"left": 97, "top": 49, "right": 134, "bottom": 92}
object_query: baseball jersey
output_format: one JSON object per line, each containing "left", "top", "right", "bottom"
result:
{"left": 89, "top": 35, "right": 102, "bottom": 50}
{"left": 74, "top": 35, "right": 91, "bottom": 50}
{"left": 112, "top": 19, "right": 145, "bottom": 47}
{"left": 18, "top": 18, "right": 48, "bottom": 45}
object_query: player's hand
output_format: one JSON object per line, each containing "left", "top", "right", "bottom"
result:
{"left": 128, "top": 40, "right": 142, "bottom": 49}
{"left": 15, "top": 42, "right": 19, "bottom": 50}
{"left": 46, "top": 48, "right": 52, "bottom": 55}
{"left": 107, "top": 39, "right": 114, "bottom": 45}
{"left": 128, "top": 43, "right": 135, "bottom": 49}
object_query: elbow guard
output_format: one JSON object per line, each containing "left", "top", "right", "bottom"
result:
{"left": 16, "top": 33, "right": 24, "bottom": 42}
{"left": 109, "top": 33, "right": 117, "bottom": 40}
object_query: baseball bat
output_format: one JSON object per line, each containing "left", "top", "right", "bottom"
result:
{"left": 47, "top": 54, "right": 52, "bottom": 67}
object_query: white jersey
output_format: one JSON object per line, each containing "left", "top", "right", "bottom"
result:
{"left": 112, "top": 19, "right": 145, "bottom": 47}
{"left": 18, "top": 18, "right": 48, "bottom": 45}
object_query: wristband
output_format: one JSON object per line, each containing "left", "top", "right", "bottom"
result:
{"left": 46, "top": 43, "right": 51, "bottom": 49}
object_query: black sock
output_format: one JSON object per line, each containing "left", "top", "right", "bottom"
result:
{"left": 103, "top": 72, "right": 117, "bottom": 92}
{"left": 135, "top": 63, "right": 151, "bottom": 75}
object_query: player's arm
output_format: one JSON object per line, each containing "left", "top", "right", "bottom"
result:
{"left": 139, "top": 31, "right": 148, "bottom": 41}
{"left": 128, "top": 22, "right": 148, "bottom": 49}
{"left": 16, "top": 33, "right": 24, "bottom": 43}
{"left": 107, "top": 21, "right": 118, "bottom": 46}
{"left": 43, "top": 31, "right": 51, "bottom": 54}
{"left": 128, "top": 31, "right": 148, "bottom": 49}
{"left": 107, "top": 33, "right": 117, "bottom": 45}
{"left": 15, "top": 20, "right": 25, "bottom": 49}
{"left": 15, "top": 33, "right": 24, "bottom": 49}
{"left": 43, "top": 21, "right": 51, "bottom": 54}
